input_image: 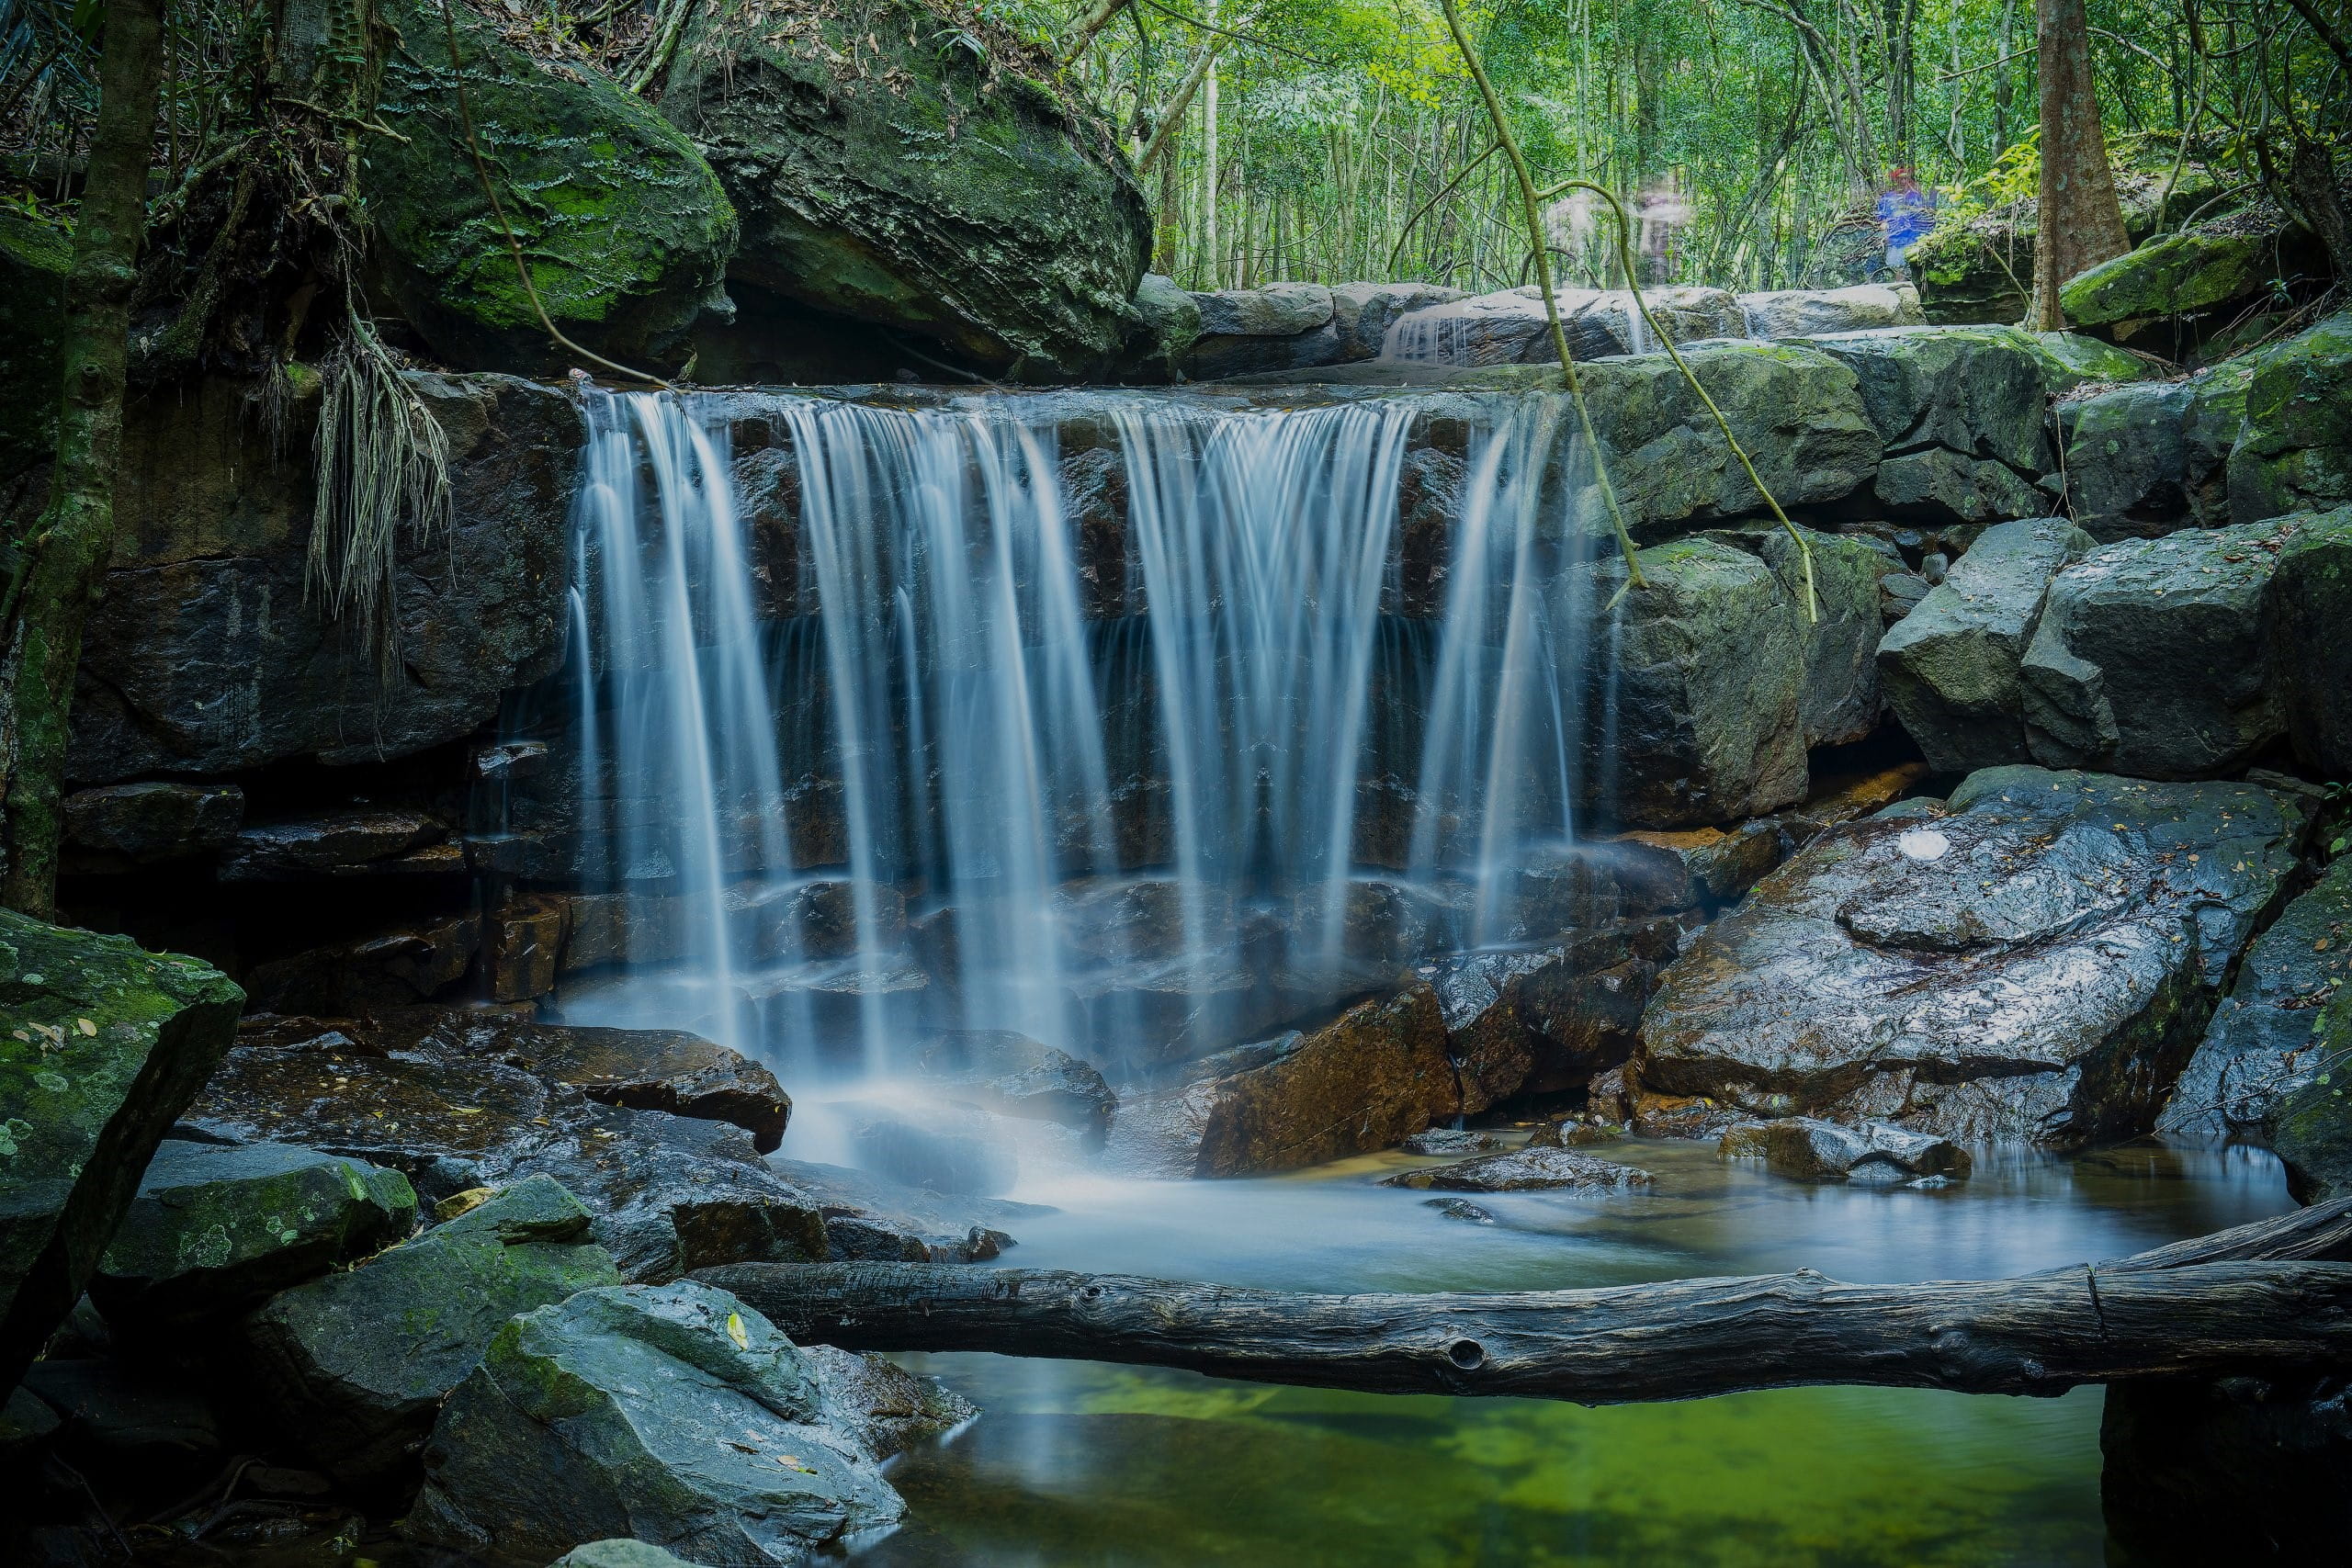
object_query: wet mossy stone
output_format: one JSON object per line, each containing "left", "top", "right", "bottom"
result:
{"left": 364, "top": 0, "right": 737, "bottom": 374}
{"left": 2059, "top": 231, "right": 2274, "bottom": 329}
{"left": 0, "top": 911, "right": 243, "bottom": 1393}
{"left": 0, "top": 205, "right": 68, "bottom": 479}
{"left": 2269, "top": 980, "right": 2352, "bottom": 1204}
{"left": 405, "top": 1279, "right": 905, "bottom": 1565}
{"left": 2030, "top": 331, "right": 2164, "bottom": 393}
{"left": 91, "top": 1139, "right": 416, "bottom": 1332}
{"left": 241, "top": 1174, "right": 621, "bottom": 1488}
{"left": 2228, "top": 312, "right": 2352, "bottom": 525}
{"left": 2266, "top": 503, "right": 2352, "bottom": 775}
{"left": 659, "top": 0, "right": 1148, "bottom": 379}
{"left": 1790, "top": 324, "right": 2049, "bottom": 473}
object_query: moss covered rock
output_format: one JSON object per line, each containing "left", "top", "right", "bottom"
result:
{"left": 659, "top": 0, "right": 1148, "bottom": 378}
{"left": 2265, "top": 503, "right": 2352, "bottom": 776}
{"left": 2228, "top": 312, "right": 2352, "bottom": 525}
{"left": 2060, "top": 231, "right": 2276, "bottom": 328}
{"left": 0, "top": 912, "right": 243, "bottom": 1391}
{"left": 365, "top": 0, "right": 737, "bottom": 373}
{"left": 0, "top": 207, "right": 68, "bottom": 480}
{"left": 91, "top": 1139, "right": 416, "bottom": 1331}
{"left": 2270, "top": 983, "right": 2352, "bottom": 1204}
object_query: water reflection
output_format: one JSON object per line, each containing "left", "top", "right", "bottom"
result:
{"left": 856, "top": 1137, "right": 2289, "bottom": 1567}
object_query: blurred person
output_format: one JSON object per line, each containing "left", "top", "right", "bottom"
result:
{"left": 1877, "top": 167, "right": 1936, "bottom": 278}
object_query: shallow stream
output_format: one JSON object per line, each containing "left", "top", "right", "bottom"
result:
{"left": 852, "top": 1136, "right": 2285, "bottom": 1567}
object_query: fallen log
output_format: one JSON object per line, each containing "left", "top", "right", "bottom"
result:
{"left": 699, "top": 1196, "right": 2352, "bottom": 1405}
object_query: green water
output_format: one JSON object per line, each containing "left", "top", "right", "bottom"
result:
{"left": 859, "top": 1137, "right": 2290, "bottom": 1567}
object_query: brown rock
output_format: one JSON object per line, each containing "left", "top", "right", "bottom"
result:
{"left": 488, "top": 896, "right": 567, "bottom": 1003}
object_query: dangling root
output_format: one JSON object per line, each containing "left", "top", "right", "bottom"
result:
{"left": 309, "top": 321, "right": 452, "bottom": 679}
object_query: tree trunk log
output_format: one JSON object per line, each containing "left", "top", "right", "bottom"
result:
{"left": 2030, "top": 0, "right": 2130, "bottom": 329}
{"left": 701, "top": 1198, "right": 2352, "bottom": 1406}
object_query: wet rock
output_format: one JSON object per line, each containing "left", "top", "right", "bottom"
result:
{"left": 1792, "top": 325, "right": 2049, "bottom": 474}
{"left": 769, "top": 1159, "right": 1046, "bottom": 1262}
{"left": 2060, "top": 231, "right": 2282, "bottom": 333}
{"left": 484, "top": 894, "right": 566, "bottom": 1004}
{"left": 181, "top": 1037, "right": 825, "bottom": 1282}
{"left": 61, "top": 782, "right": 243, "bottom": 865}
{"left": 1426, "top": 925, "right": 1672, "bottom": 1111}
{"left": 1640, "top": 767, "right": 2313, "bottom": 1145}
{"left": 2163, "top": 856, "right": 2352, "bottom": 1138}
{"left": 1570, "top": 287, "right": 1746, "bottom": 357}
{"left": 70, "top": 373, "right": 577, "bottom": 779}
{"left": 0, "top": 913, "right": 243, "bottom": 1391}
{"left": 1054, "top": 876, "right": 1226, "bottom": 962}
{"left": 2057, "top": 377, "right": 2237, "bottom": 541}
{"left": 1421, "top": 1197, "right": 1498, "bottom": 1224}
{"left": 1530, "top": 1118, "right": 1625, "bottom": 1148}
{"left": 242, "top": 1177, "right": 623, "bottom": 1488}
{"left": 1877, "top": 516, "right": 2091, "bottom": 773}
{"left": 1379, "top": 288, "right": 1559, "bottom": 365}
{"left": 1719, "top": 1117, "right": 1971, "bottom": 1182}
{"left": 1333, "top": 281, "right": 1464, "bottom": 359}
{"left": 1871, "top": 446, "right": 2045, "bottom": 525}
{"left": 1761, "top": 525, "right": 1889, "bottom": 746}
{"left": 401, "top": 1010, "right": 792, "bottom": 1154}
{"left": 1291, "top": 877, "right": 1464, "bottom": 967}
{"left": 1184, "top": 285, "right": 1341, "bottom": 378}
{"left": 1736, "top": 284, "right": 1922, "bottom": 337}
{"left": 1610, "top": 824, "right": 1784, "bottom": 908}
{"left": 2267, "top": 971, "right": 2352, "bottom": 1204}
{"left": 1103, "top": 986, "right": 1457, "bottom": 1178}
{"left": 2267, "top": 505, "right": 2352, "bottom": 776}
{"left": 406, "top": 1280, "right": 905, "bottom": 1565}
{"left": 2228, "top": 313, "right": 2352, "bottom": 525}
{"left": 1585, "top": 536, "right": 1806, "bottom": 827}
{"left": 242, "top": 912, "right": 481, "bottom": 1014}
{"left": 1398, "top": 1128, "right": 1509, "bottom": 1156}
{"left": 840, "top": 1099, "right": 1019, "bottom": 1198}
{"left": 1774, "top": 761, "right": 1934, "bottom": 844}
{"left": 2020, "top": 519, "right": 2295, "bottom": 777}
{"left": 1378, "top": 1145, "right": 1653, "bottom": 1192}
{"left": 1627, "top": 1090, "right": 1741, "bottom": 1140}
{"left": 800, "top": 1344, "right": 978, "bottom": 1460}
{"left": 1125, "top": 274, "right": 1201, "bottom": 379}
{"left": 367, "top": 0, "right": 733, "bottom": 373}
{"left": 218, "top": 810, "right": 455, "bottom": 882}
{"left": 912, "top": 1031, "right": 1116, "bottom": 1143}
{"left": 90, "top": 1140, "right": 415, "bottom": 1333}
{"left": 739, "top": 956, "right": 932, "bottom": 1048}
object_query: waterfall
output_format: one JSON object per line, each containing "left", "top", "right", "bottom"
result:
{"left": 545, "top": 388, "right": 1611, "bottom": 1083}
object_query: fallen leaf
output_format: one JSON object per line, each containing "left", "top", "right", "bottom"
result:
{"left": 727, "top": 1311, "right": 750, "bottom": 1350}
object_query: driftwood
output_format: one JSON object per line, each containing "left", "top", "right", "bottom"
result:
{"left": 699, "top": 1197, "right": 2352, "bottom": 1405}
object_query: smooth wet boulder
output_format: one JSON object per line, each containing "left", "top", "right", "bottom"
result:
{"left": 2059, "top": 231, "right": 2279, "bottom": 333}
{"left": 2162, "top": 854, "right": 2352, "bottom": 1139}
{"left": 1104, "top": 987, "right": 1456, "bottom": 1178}
{"left": 1718, "top": 1117, "right": 1970, "bottom": 1182}
{"left": 2057, "top": 375, "right": 2240, "bottom": 540}
{"left": 2229, "top": 314, "right": 2352, "bottom": 526}
{"left": 1584, "top": 536, "right": 1807, "bottom": 826}
{"left": 0, "top": 914, "right": 243, "bottom": 1391}
{"left": 1377, "top": 1145, "right": 1653, "bottom": 1191}
{"left": 1877, "top": 516, "right": 2091, "bottom": 773}
{"left": 1640, "top": 767, "right": 2313, "bottom": 1145}
{"left": 365, "top": 0, "right": 736, "bottom": 373}
{"left": 61, "top": 782, "right": 243, "bottom": 865}
{"left": 71, "top": 372, "right": 578, "bottom": 779}
{"left": 1736, "top": 284, "right": 1922, "bottom": 338}
{"left": 242, "top": 1176, "right": 622, "bottom": 1487}
{"left": 182, "top": 1030, "right": 825, "bottom": 1282}
{"left": 405, "top": 1280, "right": 905, "bottom": 1564}
{"left": 912, "top": 1031, "right": 1115, "bottom": 1145}
{"left": 1334, "top": 281, "right": 1464, "bottom": 360}
{"left": 2266, "top": 504, "right": 2352, "bottom": 774}
{"left": 770, "top": 1158, "right": 1042, "bottom": 1263}
{"left": 1761, "top": 524, "right": 1889, "bottom": 746}
{"left": 90, "top": 1139, "right": 415, "bottom": 1332}
{"left": 798, "top": 1342, "right": 978, "bottom": 1459}
{"left": 2020, "top": 517, "right": 2306, "bottom": 777}
{"left": 659, "top": 0, "right": 1147, "bottom": 378}
{"left": 1791, "top": 325, "right": 2048, "bottom": 475}
{"left": 1428, "top": 919, "right": 1679, "bottom": 1111}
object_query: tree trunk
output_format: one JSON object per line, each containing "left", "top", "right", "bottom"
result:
{"left": 2030, "top": 0, "right": 2130, "bottom": 329}
{"left": 704, "top": 1199, "right": 2352, "bottom": 1407}
{"left": 0, "top": 0, "right": 166, "bottom": 917}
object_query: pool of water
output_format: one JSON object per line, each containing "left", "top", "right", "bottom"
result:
{"left": 855, "top": 1135, "right": 2290, "bottom": 1568}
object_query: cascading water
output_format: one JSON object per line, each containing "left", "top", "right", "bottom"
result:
{"left": 541, "top": 386, "right": 1614, "bottom": 1087}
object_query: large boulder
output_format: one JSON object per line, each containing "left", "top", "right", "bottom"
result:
{"left": 242, "top": 1175, "right": 623, "bottom": 1487}
{"left": 61, "top": 782, "right": 244, "bottom": 866}
{"left": 1639, "top": 767, "right": 2313, "bottom": 1145}
{"left": 1103, "top": 987, "right": 1456, "bottom": 1177}
{"left": 1333, "top": 281, "right": 1464, "bottom": 360}
{"left": 2056, "top": 367, "right": 2245, "bottom": 540}
{"left": 2267, "top": 504, "right": 2352, "bottom": 774}
{"left": 2162, "top": 854, "right": 2352, "bottom": 1139}
{"left": 2059, "top": 231, "right": 2281, "bottom": 333}
{"left": 1791, "top": 325, "right": 2049, "bottom": 475}
{"left": 1182, "top": 283, "right": 1340, "bottom": 378}
{"left": 1718, "top": 1117, "right": 1971, "bottom": 1182}
{"left": 1582, "top": 536, "right": 1808, "bottom": 826}
{"left": 405, "top": 1280, "right": 906, "bottom": 1564}
{"left": 1428, "top": 919, "right": 1679, "bottom": 1111}
{"left": 90, "top": 1139, "right": 416, "bottom": 1333}
{"left": 2229, "top": 313, "right": 2352, "bottom": 525}
{"left": 0, "top": 914, "right": 243, "bottom": 1391}
{"left": 366, "top": 0, "right": 737, "bottom": 373}
{"left": 2020, "top": 517, "right": 2308, "bottom": 777}
{"left": 1762, "top": 524, "right": 1890, "bottom": 746}
{"left": 1736, "top": 284, "right": 1923, "bottom": 338}
{"left": 659, "top": 0, "right": 1148, "bottom": 378}
{"left": 1877, "top": 516, "right": 2091, "bottom": 773}
{"left": 70, "top": 372, "right": 578, "bottom": 780}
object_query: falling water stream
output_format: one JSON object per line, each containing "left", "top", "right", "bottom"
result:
{"left": 524, "top": 386, "right": 2287, "bottom": 1567}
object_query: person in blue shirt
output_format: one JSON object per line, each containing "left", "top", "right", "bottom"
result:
{"left": 1876, "top": 167, "right": 1936, "bottom": 278}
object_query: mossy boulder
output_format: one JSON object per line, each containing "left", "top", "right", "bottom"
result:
{"left": 0, "top": 206, "right": 68, "bottom": 480}
{"left": 242, "top": 1175, "right": 623, "bottom": 1487}
{"left": 0, "top": 912, "right": 243, "bottom": 1391}
{"left": 659, "top": 0, "right": 1148, "bottom": 378}
{"left": 2265, "top": 503, "right": 2352, "bottom": 776}
{"left": 2228, "top": 312, "right": 2352, "bottom": 525}
{"left": 365, "top": 0, "right": 737, "bottom": 374}
{"left": 405, "top": 1279, "right": 905, "bottom": 1564}
{"left": 91, "top": 1139, "right": 416, "bottom": 1332}
{"left": 2269, "top": 984, "right": 2352, "bottom": 1204}
{"left": 2030, "top": 330, "right": 2163, "bottom": 393}
{"left": 2060, "top": 231, "right": 2276, "bottom": 328}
